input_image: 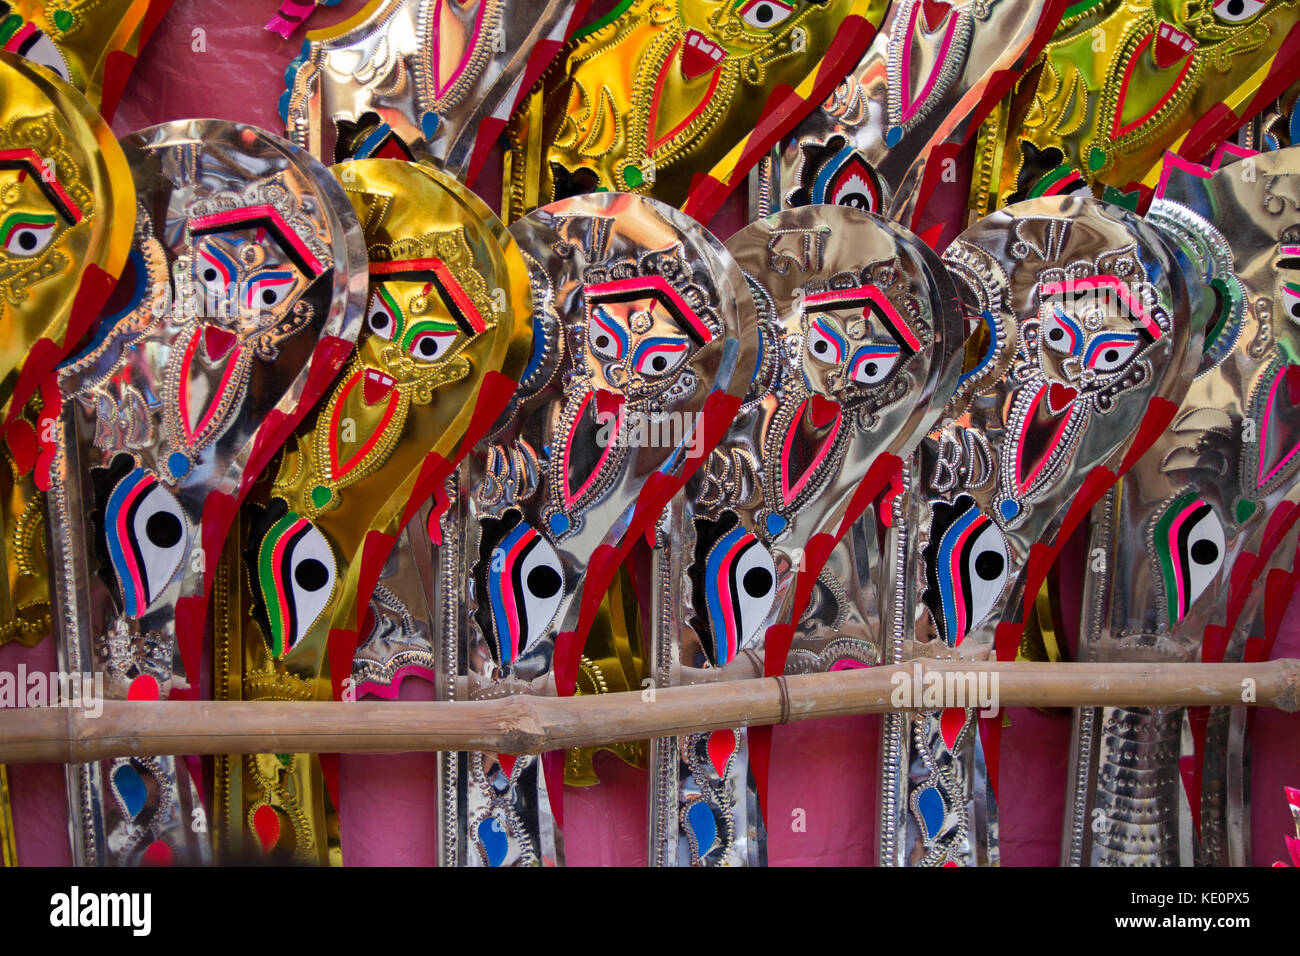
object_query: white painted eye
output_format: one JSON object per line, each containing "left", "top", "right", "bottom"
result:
{"left": 731, "top": 538, "right": 776, "bottom": 648}
{"left": 106, "top": 469, "right": 190, "bottom": 617}
{"left": 1182, "top": 507, "right": 1225, "bottom": 612}
{"left": 1042, "top": 308, "right": 1082, "bottom": 355}
{"left": 848, "top": 344, "right": 900, "bottom": 385}
{"left": 19, "top": 33, "right": 72, "bottom": 82}
{"left": 284, "top": 523, "right": 336, "bottom": 652}
{"left": 1084, "top": 334, "right": 1141, "bottom": 373}
{"left": 738, "top": 0, "right": 793, "bottom": 29}
{"left": 632, "top": 336, "right": 690, "bottom": 377}
{"left": 517, "top": 532, "right": 564, "bottom": 654}
{"left": 486, "top": 521, "right": 565, "bottom": 664}
{"left": 244, "top": 271, "right": 297, "bottom": 311}
{"left": 964, "top": 520, "right": 1008, "bottom": 633}
{"left": 407, "top": 327, "right": 458, "bottom": 362}
{"left": 367, "top": 289, "right": 398, "bottom": 340}
{"left": 1212, "top": 0, "right": 1264, "bottom": 21}
{"left": 805, "top": 317, "right": 845, "bottom": 365}
{"left": 588, "top": 306, "right": 627, "bottom": 360}
{"left": 2, "top": 217, "right": 56, "bottom": 257}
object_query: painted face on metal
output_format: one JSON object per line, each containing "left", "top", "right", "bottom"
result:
{"left": 364, "top": 253, "right": 489, "bottom": 381}
{"left": 1034, "top": 276, "right": 1163, "bottom": 393}
{"left": 677, "top": 0, "right": 808, "bottom": 62}
{"left": 0, "top": 153, "right": 79, "bottom": 304}
{"left": 800, "top": 283, "right": 920, "bottom": 402}
{"left": 583, "top": 275, "right": 713, "bottom": 404}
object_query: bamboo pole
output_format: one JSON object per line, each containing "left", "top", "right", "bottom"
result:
{"left": 0, "top": 659, "right": 1296, "bottom": 765}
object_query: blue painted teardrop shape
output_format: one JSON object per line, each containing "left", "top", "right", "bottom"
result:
{"left": 687, "top": 801, "right": 717, "bottom": 858}
{"left": 885, "top": 125, "right": 904, "bottom": 148}
{"left": 478, "top": 817, "right": 508, "bottom": 867}
{"left": 917, "top": 786, "right": 945, "bottom": 839}
{"left": 112, "top": 764, "right": 147, "bottom": 820}
{"left": 765, "top": 513, "right": 786, "bottom": 536}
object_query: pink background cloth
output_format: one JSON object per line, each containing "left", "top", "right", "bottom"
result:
{"left": 2, "top": 0, "right": 1297, "bottom": 866}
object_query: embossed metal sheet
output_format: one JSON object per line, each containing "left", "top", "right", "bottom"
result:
{"left": 0, "top": 0, "right": 170, "bottom": 117}
{"left": 47, "top": 119, "right": 368, "bottom": 866}
{"left": 442, "top": 191, "right": 758, "bottom": 866}
{"left": 281, "top": 0, "right": 589, "bottom": 184}
{"left": 881, "top": 195, "right": 1200, "bottom": 866}
{"left": 970, "top": 0, "right": 1300, "bottom": 214}
{"left": 504, "top": 0, "right": 888, "bottom": 223}
{"left": 213, "top": 157, "right": 533, "bottom": 864}
{"left": 761, "top": 0, "right": 1060, "bottom": 225}
{"left": 0, "top": 53, "right": 134, "bottom": 647}
{"left": 1062, "top": 145, "right": 1300, "bottom": 868}
{"left": 647, "top": 204, "right": 965, "bottom": 866}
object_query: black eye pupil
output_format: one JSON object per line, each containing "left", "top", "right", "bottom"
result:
{"left": 755, "top": 3, "right": 772, "bottom": 21}
{"left": 974, "top": 551, "right": 1004, "bottom": 581}
{"left": 145, "top": 511, "right": 182, "bottom": 549}
{"left": 742, "top": 566, "right": 772, "bottom": 597}
{"left": 262, "top": 289, "right": 278, "bottom": 305}
{"left": 1049, "top": 328, "right": 1063, "bottom": 341}
{"left": 527, "top": 565, "right": 562, "bottom": 599}
{"left": 1104, "top": 349, "right": 1119, "bottom": 363}
{"left": 652, "top": 356, "right": 667, "bottom": 371}
{"left": 864, "top": 362, "right": 878, "bottom": 377}
{"left": 595, "top": 335, "right": 609, "bottom": 349}
{"left": 1191, "top": 539, "right": 1219, "bottom": 565}
{"left": 295, "top": 558, "right": 329, "bottom": 592}
{"left": 814, "top": 340, "right": 828, "bottom": 354}
{"left": 18, "top": 231, "right": 38, "bottom": 251}
{"left": 371, "top": 312, "right": 388, "bottom": 329}
{"left": 421, "top": 339, "right": 436, "bottom": 355}
{"left": 1227, "top": 0, "right": 1244, "bottom": 14}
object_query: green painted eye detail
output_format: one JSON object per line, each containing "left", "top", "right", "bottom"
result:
{"left": 0, "top": 212, "right": 58, "bottom": 257}
{"left": 1153, "top": 492, "right": 1224, "bottom": 627}
{"left": 366, "top": 286, "right": 403, "bottom": 342}
{"left": 401, "top": 318, "right": 460, "bottom": 362}
{"left": 257, "top": 512, "right": 336, "bottom": 659}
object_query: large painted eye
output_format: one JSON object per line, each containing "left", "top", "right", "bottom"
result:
{"left": 1084, "top": 332, "right": 1141, "bottom": 373}
{"left": 589, "top": 306, "right": 628, "bottom": 360}
{"left": 11, "top": 30, "right": 72, "bottom": 82}
{"left": 244, "top": 271, "right": 297, "bottom": 311}
{"left": 1281, "top": 282, "right": 1300, "bottom": 323}
{"left": 703, "top": 526, "right": 776, "bottom": 666}
{"left": 406, "top": 322, "right": 459, "bottom": 362}
{"left": 1041, "top": 308, "right": 1082, "bottom": 355}
{"left": 485, "top": 521, "right": 564, "bottom": 666}
{"left": 632, "top": 336, "right": 690, "bottom": 377}
{"left": 257, "top": 513, "right": 337, "bottom": 659}
{"left": 827, "top": 158, "right": 883, "bottom": 211}
{"left": 367, "top": 288, "right": 399, "bottom": 340}
{"left": 105, "top": 468, "right": 190, "bottom": 618}
{"left": 737, "top": 0, "right": 793, "bottom": 29}
{"left": 196, "top": 243, "right": 237, "bottom": 297}
{"left": 805, "top": 316, "right": 847, "bottom": 365}
{"left": 1154, "top": 495, "right": 1224, "bottom": 626}
{"left": 921, "top": 495, "right": 1009, "bottom": 647}
{"left": 1, "top": 213, "right": 56, "bottom": 257}
{"left": 1212, "top": 0, "right": 1264, "bottom": 21}
{"left": 848, "top": 343, "right": 901, "bottom": 386}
